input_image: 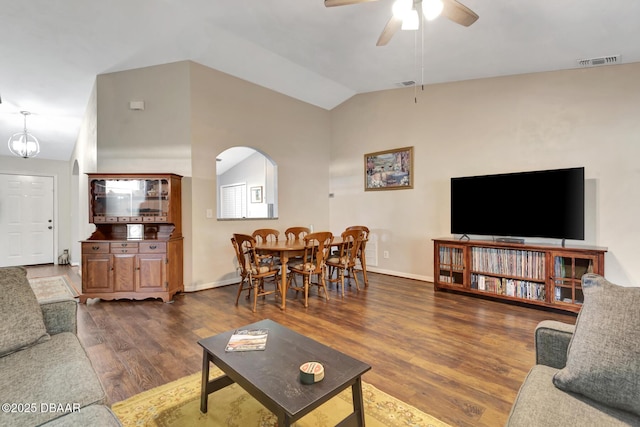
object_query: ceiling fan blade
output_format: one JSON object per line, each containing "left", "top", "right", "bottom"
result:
{"left": 376, "top": 16, "right": 402, "bottom": 46}
{"left": 441, "top": 0, "right": 479, "bottom": 27}
{"left": 324, "top": 0, "right": 377, "bottom": 7}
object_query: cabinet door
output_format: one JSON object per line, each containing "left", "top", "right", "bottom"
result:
{"left": 550, "top": 252, "right": 597, "bottom": 306}
{"left": 113, "top": 253, "right": 137, "bottom": 292}
{"left": 82, "top": 254, "right": 113, "bottom": 293}
{"left": 435, "top": 243, "right": 466, "bottom": 287}
{"left": 89, "top": 176, "right": 172, "bottom": 224}
{"left": 137, "top": 253, "right": 167, "bottom": 292}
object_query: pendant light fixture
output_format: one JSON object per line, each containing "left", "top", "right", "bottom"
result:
{"left": 8, "top": 111, "right": 40, "bottom": 158}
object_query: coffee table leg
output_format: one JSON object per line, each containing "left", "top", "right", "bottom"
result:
{"left": 352, "top": 377, "right": 365, "bottom": 426}
{"left": 200, "top": 349, "right": 210, "bottom": 413}
{"left": 277, "top": 414, "right": 292, "bottom": 427}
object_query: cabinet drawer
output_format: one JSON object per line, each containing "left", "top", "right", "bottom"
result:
{"left": 82, "top": 242, "right": 109, "bottom": 253}
{"left": 143, "top": 216, "right": 167, "bottom": 222}
{"left": 111, "top": 242, "right": 139, "bottom": 249}
{"left": 111, "top": 247, "right": 139, "bottom": 254}
{"left": 139, "top": 242, "right": 166, "bottom": 253}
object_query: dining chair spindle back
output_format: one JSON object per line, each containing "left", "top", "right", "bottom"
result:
{"left": 284, "top": 227, "right": 310, "bottom": 241}
{"left": 286, "top": 231, "right": 333, "bottom": 308}
{"left": 326, "top": 229, "right": 364, "bottom": 296}
{"left": 345, "top": 225, "right": 370, "bottom": 287}
{"left": 231, "top": 233, "right": 279, "bottom": 312}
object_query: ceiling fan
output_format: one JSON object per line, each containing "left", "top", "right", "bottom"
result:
{"left": 325, "top": 0, "right": 479, "bottom": 46}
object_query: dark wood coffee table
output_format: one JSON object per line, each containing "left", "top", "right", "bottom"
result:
{"left": 198, "top": 319, "right": 371, "bottom": 426}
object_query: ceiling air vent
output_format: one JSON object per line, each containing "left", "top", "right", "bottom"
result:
{"left": 577, "top": 54, "right": 620, "bottom": 68}
{"left": 396, "top": 80, "right": 415, "bottom": 88}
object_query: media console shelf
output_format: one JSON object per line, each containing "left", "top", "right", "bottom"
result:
{"left": 433, "top": 238, "right": 607, "bottom": 313}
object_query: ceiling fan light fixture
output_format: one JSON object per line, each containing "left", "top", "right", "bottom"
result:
{"left": 392, "top": 0, "right": 412, "bottom": 18}
{"left": 8, "top": 111, "right": 40, "bottom": 159}
{"left": 422, "top": 0, "right": 444, "bottom": 20}
{"left": 402, "top": 9, "right": 420, "bottom": 30}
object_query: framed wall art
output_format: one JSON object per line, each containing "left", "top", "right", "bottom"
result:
{"left": 250, "top": 186, "right": 263, "bottom": 203}
{"left": 364, "top": 146, "right": 413, "bottom": 191}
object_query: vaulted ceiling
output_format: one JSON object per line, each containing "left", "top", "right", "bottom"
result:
{"left": 1, "top": 0, "right": 638, "bottom": 161}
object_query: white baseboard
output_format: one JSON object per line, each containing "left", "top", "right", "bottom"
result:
{"left": 364, "top": 267, "right": 432, "bottom": 283}
{"left": 185, "top": 278, "right": 238, "bottom": 292}
{"left": 183, "top": 269, "right": 432, "bottom": 293}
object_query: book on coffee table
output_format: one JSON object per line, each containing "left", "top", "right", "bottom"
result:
{"left": 225, "top": 328, "right": 269, "bottom": 352}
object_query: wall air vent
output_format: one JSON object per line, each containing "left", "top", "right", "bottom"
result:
{"left": 577, "top": 54, "right": 620, "bottom": 68}
{"left": 396, "top": 80, "right": 415, "bottom": 88}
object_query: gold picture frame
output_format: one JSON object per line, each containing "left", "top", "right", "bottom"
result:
{"left": 364, "top": 146, "right": 413, "bottom": 191}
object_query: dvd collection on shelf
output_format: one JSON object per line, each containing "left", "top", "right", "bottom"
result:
{"left": 468, "top": 247, "right": 547, "bottom": 301}
{"left": 552, "top": 256, "right": 591, "bottom": 304}
{"left": 438, "top": 246, "right": 464, "bottom": 268}
{"left": 438, "top": 247, "right": 464, "bottom": 283}
{"left": 471, "top": 247, "right": 546, "bottom": 280}
{"left": 434, "top": 238, "right": 605, "bottom": 313}
{"left": 471, "top": 274, "right": 546, "bottom": 301}
{"left": 436, "top": 244, "right": 591, "bottom": 303}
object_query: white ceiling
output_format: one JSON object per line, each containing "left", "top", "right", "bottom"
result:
{"left": 1, "top": 0, "right": 639, "bottom": 161}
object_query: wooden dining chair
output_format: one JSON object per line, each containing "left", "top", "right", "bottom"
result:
{"left": 283, "top": 227, "right": 310, "bottom": 275}
{"left": 252, "top": 228, "right": 282, "bottom": 280}
{"left": 345, "top": 225, "right": 370, "bottom": 287}
{"left": 286, "top": 231, "right": 333, "bottom": 308}
{"left": 326, "top": 229, "right": 364, "bottom": 296}
{"left": 231, "top": 233, "right": 279, "bottom": 312}
{"left": 251, "top": 228, "right": 280, "bottom": 243}
{"left": 284, "top": 227, "right": 310, "bottom": 241}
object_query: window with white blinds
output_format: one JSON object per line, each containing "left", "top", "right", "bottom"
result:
{"left": 220, "top": 183, "right": 247, "bottom": 219}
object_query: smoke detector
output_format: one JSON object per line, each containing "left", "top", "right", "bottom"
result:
{"left": 577, "top": 54, "right": 620, "bottom": 68}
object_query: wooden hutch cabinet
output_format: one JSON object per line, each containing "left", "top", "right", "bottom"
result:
{"left": 433, "top": 238, "right": 607, "bottom": 313}
{"left": 80, "top": 173, "right": 183, "bottom": 303}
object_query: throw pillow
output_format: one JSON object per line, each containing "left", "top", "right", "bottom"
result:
{"left": 0, "top": 267, "right": 50, "bottom": 357}
{"left": 552, "top": 273, "right": 640, "bottom": 416}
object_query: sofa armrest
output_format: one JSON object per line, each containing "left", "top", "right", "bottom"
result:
{"left": 40, "top": 299, "right": 78, "bottom": 335}
{"left": 535, "top": 320, "right": 575, "bottom": 369}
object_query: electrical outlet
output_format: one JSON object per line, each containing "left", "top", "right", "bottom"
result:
{"left": 206, "top": 209, "right": 213, "bottom": 218}
{"left": 383, "top": 250, "right": 389, "bottom": 259}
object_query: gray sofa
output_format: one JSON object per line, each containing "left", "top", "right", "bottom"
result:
{"left": 507, "top": 274, "right": 640, "bottom": 426}
{"left": 0, "top": 267, "right": 121, "bottom": 426}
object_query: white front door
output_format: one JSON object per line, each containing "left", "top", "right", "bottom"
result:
{"left": 0, "top": 174, "right": 55, "bottom": 267}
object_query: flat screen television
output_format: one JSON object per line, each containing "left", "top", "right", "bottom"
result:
{"left": 451, "top": 167, "right": 585, "bottom": 240}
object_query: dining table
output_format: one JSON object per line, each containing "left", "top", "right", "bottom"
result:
{"left": 256, "top": 237, "right": 343, "bottom": 310}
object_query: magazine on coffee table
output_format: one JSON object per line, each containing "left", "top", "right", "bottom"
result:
{"left": 225, "top": 328, "right": 269, "bottom": 352}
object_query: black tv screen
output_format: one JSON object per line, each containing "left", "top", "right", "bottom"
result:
{"left": 451, "top": 167, "right": 585, "bottom": 240}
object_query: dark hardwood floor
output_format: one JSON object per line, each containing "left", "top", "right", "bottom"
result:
{"left": 27, "top": 265, "right": 576, "bottom": 427}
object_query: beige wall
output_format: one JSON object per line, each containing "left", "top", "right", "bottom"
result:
{"left": 91, "top": 61, "right": 331, "bottom": 291}
{"left": 188, "top": 62, "right": 331, "bottom": 290}
{"left": 329, "top": 62, "right": 640, "bottom": 285}
{"left": 96, "top": 61, "right": 192, "bottom": 175}
{"left": 69, "top": 60, "right": 640, "bottom": 288}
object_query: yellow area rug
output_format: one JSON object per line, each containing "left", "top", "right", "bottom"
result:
{"left": 112, "top": 367, "right": 450, "bottom": 427}
{"left": 28, "top": 275, "right": 79, "bottom": 303}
